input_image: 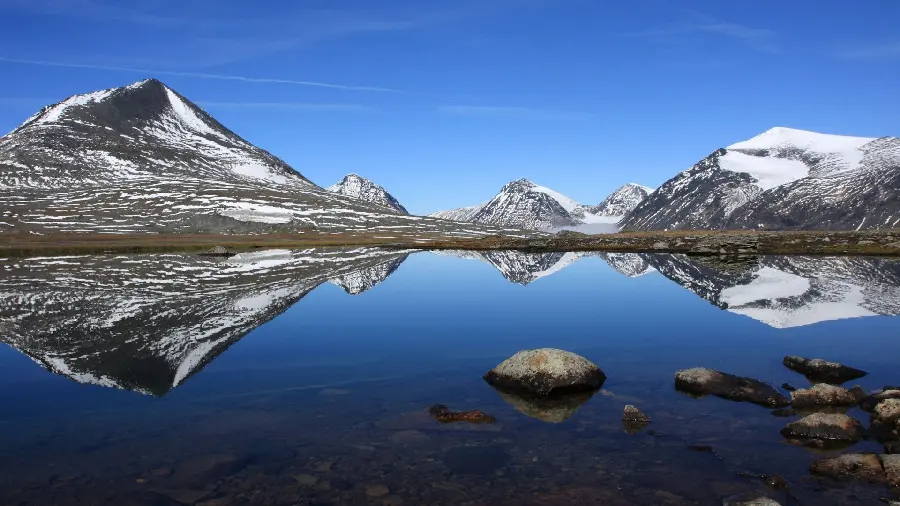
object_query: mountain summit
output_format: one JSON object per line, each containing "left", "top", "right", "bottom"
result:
{"left": 430, "top": 179, "right": 652, "bottom": 230}
{"left": 621, "top": 127, "right": 900, "bottom": 231}
{"left": 327, "top": 174, "right": 408, "bottom": 214}
{"left": 0, "top": 79, "right": 529, "bottom": 237}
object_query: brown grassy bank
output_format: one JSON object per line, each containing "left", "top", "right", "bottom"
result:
{"left": 1, "top": 229, "right": 899, "bottom": 258}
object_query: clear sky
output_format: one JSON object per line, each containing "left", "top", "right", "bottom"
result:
{"left": 0, "top": 0, "right": 897, "bottom": 215}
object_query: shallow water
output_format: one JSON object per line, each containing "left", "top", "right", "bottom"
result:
{"left": 1, "top": 249, "right": 899, "bottom": 505}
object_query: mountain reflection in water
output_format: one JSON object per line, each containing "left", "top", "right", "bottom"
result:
{"left": 1, "top": 249, "right": 899, "bottom": 396}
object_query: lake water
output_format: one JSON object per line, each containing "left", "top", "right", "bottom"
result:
{"left": 1, "top": 249, "right": 899, "bottom": 505}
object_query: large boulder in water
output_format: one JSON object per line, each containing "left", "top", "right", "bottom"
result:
{"left": 781, "top": 413, "right": 864, "bottom": 445}
{"left": 783, "top": 356, "right": 867, "bottom": 385}
{"left": 483, "top": 349, "right": 606, "bottom": 397}
{"left": 674, "top": 368, "right": 789, "bottom": 407}
{"left": 790, "top": 384, "right": 859, "bottom": 408}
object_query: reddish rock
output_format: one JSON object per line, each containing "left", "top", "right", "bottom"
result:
{"left": 810, "top": 454, "right": 886, "bottom": 484}
{"left": 781, "top": 413, "right": 864, "bottom": 444}
{"left": 790, "top": 384, "right": 857, "bottom": 408}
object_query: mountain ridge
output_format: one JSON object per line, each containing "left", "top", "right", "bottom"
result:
{"left": 621, "top": 127, "right": 900, "bottom": 231}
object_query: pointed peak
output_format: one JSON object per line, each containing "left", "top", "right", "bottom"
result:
{"left": 501, "top": 178, "right": 536, "bottom": 191}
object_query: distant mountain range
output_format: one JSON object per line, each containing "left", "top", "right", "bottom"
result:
{"left": 429, "top": 180, "right": 653, "bottom": 231}
{"left": 1, "top": 79, "right": 894, "bottom": 233}
{"left": 0, "top": 79, "right": 526, "bottom": 238}
{"left": 621, "top": 127, "right": 900, "bottom": 231}
{"left": 3, "top": 249, "right": 898, "bottom": 395}
{"left": 327, "top": 174, "right": 408, "bottom": 214}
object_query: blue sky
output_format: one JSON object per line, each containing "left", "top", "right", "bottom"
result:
{"left": 0, "top": 0, "right": 897, "bottom": 215}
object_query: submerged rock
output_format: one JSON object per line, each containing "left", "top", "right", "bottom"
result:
{"left": 790, "top": 384, "right": 858, "bottom": 408}
{"left": 428, "top": 404, "right": 496, "bottom": 424}
{"left": 492, "top": 388, "right": 594, "bottom": 423}
{"left": 622, "top": 405, "right": 651, "bottom": 423}
{"left": 782, "top": 356, "right": 867, "bottom": 385}
{"left": 781, "top": 383, "right": 797, "bottom": 392}
{"left": 810, "top": 453, "right": 886, "bottom": 484}
{"left": 781, "top": 413, "right": 864, "bottom": 444}
{"left": 622, "top": 405, "right": 651, "bottom": 434}
{"left": 674, "top": 368, "right": 789, "bottom": 407}
{"left": 483, "top": 348, "right": 606, "bottom": 397}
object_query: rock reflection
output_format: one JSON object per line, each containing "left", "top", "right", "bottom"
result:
{"left": 490, "top": 387, "right": 597, "bottom": 423}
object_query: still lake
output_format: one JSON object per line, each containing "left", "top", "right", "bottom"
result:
{"left": 1, "top": 249, "right": 899, "bottom": 505}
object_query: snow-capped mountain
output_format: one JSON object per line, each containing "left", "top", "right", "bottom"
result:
{"left": 598, "top": 253, "right": 656, "bottom": 277}
{"left": 0, "top": 248, "right": 410, "bottom": 395}
{"left": 620, "top": 127, "right": 900, "bottom": 231}
{"left": 326, "top": 174, "right": 408, "bottom": 214}
{"left": 586, "top": 183, "right": 654, "bottom": 219}
{"left": 429, "top": 179, "right": 652, "bottom": 231}
{"left": 329, "top": 253, "right": 408, "bottom": 294}
{"left": 0, "top": 79, "right": 529, "bottom": 237}
{"left": 643, "top": 254, "right": 900, "bottom": 328}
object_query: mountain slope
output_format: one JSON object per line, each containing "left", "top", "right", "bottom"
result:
{"left": 326, "top": 174, "right": 408, "bottom": 214}
{"left": 429, "top": 179, "right": 652, "bottom": 231}
{"left": 586, "top": 183, "right": 654, "bottom": 218}
{"left": 0, "top": 79, "right": 531, "bottom": 238}
{"left": 620, "top": 127, "right": 900, "bottom": 231}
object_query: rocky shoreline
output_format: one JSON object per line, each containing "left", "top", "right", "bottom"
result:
{"left": 3, "top": 229, "right": 900, "bottom": 258}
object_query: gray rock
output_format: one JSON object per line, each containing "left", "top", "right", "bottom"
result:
{"left": 883, "top": 454, "right": 900, "bottom": 488}
{"left": 782, "top": 356, "right": 867, "bottom": 385}
{"left": 198, "top": 245, "right": 234, "bottom": 257}
{"left": 689, "top": 235, "right": 759, "bottom": 255}
{"left": 782, "top": 413, "right": 864, "bottom": 444}
{"left": 723, "top": 497, "right": 782, "bottom": 506}
{"left": 886, "top": 441, "right": 900, "bottom": 454}
{"left": 483, "top": 348, "right": 606, "bottom": 396}
{"left": 674, "top": 367, "right": 789, "bottom": 407}
{"left": 810, "top": 453, "right": 886, "bottom": 484}
{"left": 790, "top": 384, "right": 858, "bottom": 408}
{"left": 622, "top": 405, "right": 651, "bottom": 423}
{"left": 876, "top": 399, "right": 900, "bottom": 422}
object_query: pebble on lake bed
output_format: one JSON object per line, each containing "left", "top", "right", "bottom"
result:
{"left": 483, "top": 348, "right": 606, "bottom": 397}
{"left": 723, "top": 497, "right": 783, "bottom": 506}
{"left": 428, "top": 404, "right": 496, "bottom": 424}
{"left": 674, "top": 367, "right": 789, "bottom": 408}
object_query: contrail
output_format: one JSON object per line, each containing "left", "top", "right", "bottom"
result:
{"left": 0, "top": 57, "right": 409, "bottom": 94}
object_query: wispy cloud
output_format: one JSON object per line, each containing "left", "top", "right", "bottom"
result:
{"left": 0, "top": 57, "right": 413, "bottom": 94}
{"left": 438, "top": 105, "right": 594, "bottom": 120}
{"left": 197, "top": 102, "right": 379, "bottom": 113}
{"left": 836, "top": 42, "right": 900, "bottom": 60}
{"left": 623, "top": 20, "right": 779, "bottom": 53}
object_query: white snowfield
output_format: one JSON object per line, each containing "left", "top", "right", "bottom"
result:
{"left": 723, "top": 127, "right": 876, "bottom": 189}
